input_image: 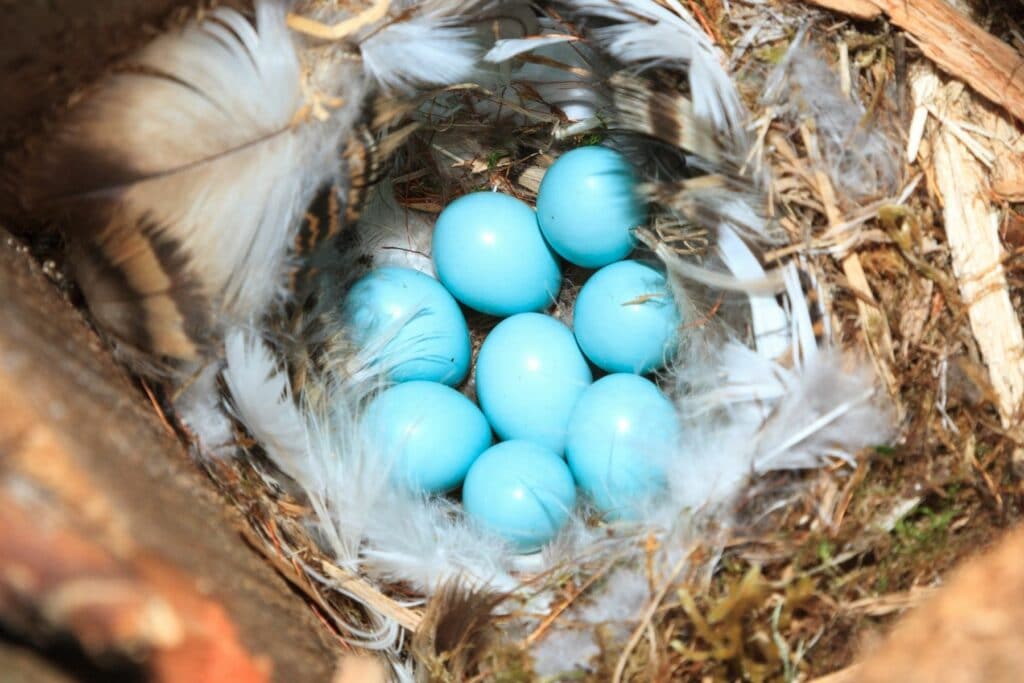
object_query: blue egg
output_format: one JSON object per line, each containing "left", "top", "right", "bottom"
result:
{"left": 573, "top": 260, "right": 680, "bottom": 374}
{"left": 566, "top": 374, "right": 680, "bottom": 519}
{"left": 342, "top": 267, "right": 471, "bottom": 385}
{"left": 536, "top": 146, "right": 645, "bottom": 268}
{"left": 476, "top": 313, "right": 592, "bottom": 454}
{"left": 433, "top": 192, "right": 561, "bottom": 316}
{"left": 363, "top": 381, "right": 492, "bottom": 493}
{"left": 462, "top": 440, "right": 577, "bottom": 552}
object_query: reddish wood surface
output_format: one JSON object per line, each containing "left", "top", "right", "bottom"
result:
{"left": 0, "top": 231, "right": 340, "bottom": 681}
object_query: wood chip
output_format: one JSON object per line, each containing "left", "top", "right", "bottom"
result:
{"left": 802, "top": 0, "right": 881, "bottom": 20}
{"left": 912, "top": 64, "right": 1024, "bottom": 426}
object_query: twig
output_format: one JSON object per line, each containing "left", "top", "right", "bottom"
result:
{"left": 525, "top": 556, "right": 618, "bottom": 646}
{"left": 140, "top": 380, "right": 174, "bottom": 437}
{"left": 287, "top": 0, "right": 390, "bottom": 41}
{"left": 611, "top": 557, "right": 687, "bottom": 683}
{"left": 685, "top": 0, "right": 723, "bottom": 45}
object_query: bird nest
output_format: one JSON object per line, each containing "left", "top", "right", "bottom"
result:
{"left": 18, "top": 0, "right": 1024, "bottom": 680}
{"left": 198, "top": 2, "right": 1024, "bottom": 680}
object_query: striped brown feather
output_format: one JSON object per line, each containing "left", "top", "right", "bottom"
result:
{"left": 609, "top": 72, "right": 721, "bottom": 163}
{"left": 66, "top": 206, "right": 211, "bottom": 364}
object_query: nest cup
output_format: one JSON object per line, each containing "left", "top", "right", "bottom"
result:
{"left": 209, "top": 4, "right": 896, "bottom": 679}
{"left": 14, "top": 0, "right": 950, "bottom": 679}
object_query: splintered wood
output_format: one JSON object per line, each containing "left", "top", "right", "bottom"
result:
{"left": 911, "top": 65, "right": 1024, "bottom": 426}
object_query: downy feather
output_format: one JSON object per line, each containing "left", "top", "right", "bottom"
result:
{"left": 564, "top": 0, "right": 746, "bottom": 146}
{"left": 358, "top": 0, "right": 509, "bottom": 93}
{"left": 23, "top": 0, "right": 367, "bottom": 362}
{"left": 223, "top": 328, "right": 517, "bottom": 595}
{"left": 763, "top": 30, "right": 900, "bottom": 204}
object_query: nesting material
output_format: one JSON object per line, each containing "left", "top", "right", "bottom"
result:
{"left": 212, "top": 1, "right": 894, "bottom": 675}
{"left": 801, "top": 0, "right": 1024, "bottom": 124}
{"left": 26, "top": 0, "right": 988, "bottom": 679}
{"left": 911, "top": 65, "right": 1024, "bottom": 426}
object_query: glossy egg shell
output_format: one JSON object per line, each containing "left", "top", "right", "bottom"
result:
{"left": 363, "top": 381, "right": 492, "bottom": 493}
{"left": 573, "top": 260, "right": 680, "bottom": 374}
{"left": 536, "top": 146, "right": 644, "bottom": 268}
{"left": 475, "top": 313, "right": 592, "bottom": 454}
{"left": 342, "top": 266, "right": 471, "bottom": 385}
{"left": 432, "top": 192, "right": 561, "bottom": 316}
{"left": 462, "top": 440, "right": 577, "bottom": 552}
{"left": 565, "top": 374, "right": 680, "bottom": 520}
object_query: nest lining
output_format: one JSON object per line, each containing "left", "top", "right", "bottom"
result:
{"left": 187, "top": 2, "right": 901, "bottom": 680}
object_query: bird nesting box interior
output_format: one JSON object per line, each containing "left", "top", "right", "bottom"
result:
{"left": 4, "top": 0, "right": 1024, "bottom": 681}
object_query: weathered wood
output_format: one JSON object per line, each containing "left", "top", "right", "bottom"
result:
{"left": 910, "top": 65, "right": 1024, "bottom": 426}
{"left": 0, "top": 640, "right": 80, "bottom": 683}
{"left": 0, "top": 231, "right": 340, "bottom": 682}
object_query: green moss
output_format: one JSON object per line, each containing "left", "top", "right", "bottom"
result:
{"left": 486, "top": 149, "right": 510, "bottom": 169}
{"left": 892, "top": 502, "right": 959, "bottom": 551}
{"left": 817, "top": 539, "right": 836, "bottom": 564}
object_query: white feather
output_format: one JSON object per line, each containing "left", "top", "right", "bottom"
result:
{"left": 359, "top": 1, "right": 487, "bottom": 92}
{"left": 663, "top": 342, "right": 892, "bottom": 519}
{"left": 530, "top": 567, "right": 650, "bottom": 675}
{"left": 360, "top": 494, "right": 518, "bottom": 593}
{"left": 716, "top": 225, "right": 791, "bottom": 358}
{"left": 640, "top": 229, "right": 787, "bottom": 295}
{"left": 763, "top": 34, "right": 900, "bottom": 203}
{"left": 565, "top": 0, "right": 746, "bottom": 144}
{"left": 222, "top": 329, "right": 518, "bottom": 596}
{"left": 222, "top": 329, "right": 406, "bottom": 652}
{"left": 748, "top": 355, "right": 888, "bottom": 472}
{"left": 531, "top": 628, "right": 600, "bottom": 676}
{"left": 357, "top": 183, "right": 435, "bottom": 275}
{"left": 784, "top": 260, "right": 823, "bottom": 365}
{"left": 484, "top": 34, "right": 579, "bottom": 62}
{"left": 174, "top": 361, "right": 235, "bottom": 459}
{"left": 222, "top": 329, "right": 311, "bottom": 486}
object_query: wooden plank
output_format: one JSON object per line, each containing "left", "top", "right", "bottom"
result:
{"left": 0, "top": 230, "right": 340, "bottom": 681}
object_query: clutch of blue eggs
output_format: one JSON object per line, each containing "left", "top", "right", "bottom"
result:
{"left": 345, "top": 145, "right": 682, "bottom": 554}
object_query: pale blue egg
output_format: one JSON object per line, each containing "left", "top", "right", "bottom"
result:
{"left": 342, "top": 266, "right": 471, "bottom": 385}
{"left": 476, "top": 313, "right": 592, "bottom": 454}
{"left": 536, "top": 146, "right": 645, "bottom": 268}
{"left": 565, "top": 374, "right": 680, "bottom": 520}
{"left": 363, "top": 381, "right": 492, "bottom": 493}
{"left": 462, "top": 440, "right": 577, "bottom": 552}
{"left": 573, "top": 260, "right": 680, "bottom": 374}
{"left": 432, "top": 192, "right": 561, "bottom": 316}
